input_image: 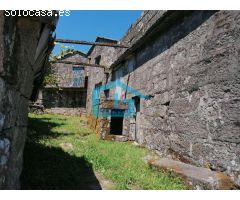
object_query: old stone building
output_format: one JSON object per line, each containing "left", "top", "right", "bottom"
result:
{"left": 85, "top": 11, "right": 240, "bottom": 187}
{"left": 0, "top": 12, "right": 57, "bottom": 189}
{"left": 86, "top": 37, "right": 118, "bottom": 131}
{"left": 38, "top": 50, "right": 89, "bottom": 115}
{"left": 3, "top": 10, "right": 238, "bottom": 189}
{"left": 37, "top": 37, "right": 119, "bottom": 116}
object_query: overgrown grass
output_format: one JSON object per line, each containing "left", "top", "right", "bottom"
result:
{"left": 21, "top": 113, "right": 187, "bottom": 190}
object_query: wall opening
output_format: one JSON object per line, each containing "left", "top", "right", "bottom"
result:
{"left": 132, "top": 96, "right": 140, "bottom": 113}
{"left": 72, "top": 67, "right": 84, "bottom": 87}
{"left": 131, "top": 96, "right": 141, "bottom": 141}
{"left": 95, "top": 55, "right": 101, "bottom": 65}
{"left": 94, "top": 82, "right": 102, "bottom": 99}
{"left": 110, "top": 113, "right": 123, "bottom": 135}
{"left": 84, "top": 76, "right": 88, "bottom": 88}
{"left": 104, "top": 89, "right": 110, "bottom": 99}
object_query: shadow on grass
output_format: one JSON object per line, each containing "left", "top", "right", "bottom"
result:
{"left": 27, "top": 117, "right": 69, "bottom": 141}
{"left": 20, "top": 116, "right": 101, "bottom": 190}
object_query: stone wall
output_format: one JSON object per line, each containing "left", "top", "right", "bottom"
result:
{"left": 44, "top": 108, "right": 86, "bottom": 116}
{"left": 86, "top": 38, "right": 117, "bottom": 130}
{"left": 0, "top": 12, "right": 57, "bottom": 189}
{"left": 51, "top": 52, "right": 88, "bottom": 88}
{"left": 35, "top": 52, "right": 88, "bottom": 114}
{"left": 86, "top": 11, "right": 240, "bottom": 186}
{"left": 112, "top": 11, "right": 168, "bottom": 63}
{"left": 42, "top": 88, "right": 87, "bottom": 109}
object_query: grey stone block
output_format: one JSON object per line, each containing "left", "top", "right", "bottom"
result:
{"left": 149, "top": 158, "right": 236, "bottom": 189}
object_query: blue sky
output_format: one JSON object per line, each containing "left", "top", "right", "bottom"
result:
{"left": 54, "top": 10, "right": 142, "bottom": 54}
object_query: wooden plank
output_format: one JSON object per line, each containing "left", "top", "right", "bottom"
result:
{"left": 100, "top": 100, "right": 128, "bottom": 110}
{"left": 53, "top": 60, "right": 107, "bottom": 69}
{"left": 55, "top": 38, "right": 129, "bottom": 48}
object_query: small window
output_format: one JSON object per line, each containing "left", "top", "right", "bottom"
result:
{"left": 94, "top": 82, "right": 102, "bottom": 100}
{"left": 84, "top": 76, "right": 88, "bottom": 88}
{"left": 115, "top": 67, "right": 123, "bottom": 79}
{"left": 132, "top": 96, "right": 140, "bottom": 112}
{"left": 122, "top": 64, "right": 128, "bottom": 76}
{"left": 104, "top": 89, "right": 110, "bottom": 99}
{"left": 95, "top": 55, "right": 101, "bottom": 65}
{"left": 127, "top": 57, "right": 135, "bottom": 73}
{"left": 72, "top": 67, "right": 84, "bottom": 87}
{"left": 95, "top": 82, "right": 102, "bottom": 89}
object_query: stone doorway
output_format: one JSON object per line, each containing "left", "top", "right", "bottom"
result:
{"left": 129, "top": 96, "right": 140, "bottom": 140}
{"left": 110, "top": 116, "right": 124, "bottom": 135}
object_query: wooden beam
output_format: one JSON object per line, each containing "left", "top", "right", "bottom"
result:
{"left": 55, "top": 38, "right": 129, "bottom": 48}
{"left": 53, "top": 60, "right": 107, "bottom": 69}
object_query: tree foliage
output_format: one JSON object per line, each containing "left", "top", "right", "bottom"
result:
{"left": 43, "top": 43, "right": 75, "bottom": 87}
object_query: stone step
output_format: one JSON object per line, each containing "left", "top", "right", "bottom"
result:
{"left": 104, "top": 135, "right": 128, "bottom": 142}
{"left": 148, "top": 158, "right": 236, "bottom": 189}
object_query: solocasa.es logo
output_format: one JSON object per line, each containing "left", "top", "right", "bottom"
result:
{"left": 92, "top": 80, "right": 150, "bottom": 118}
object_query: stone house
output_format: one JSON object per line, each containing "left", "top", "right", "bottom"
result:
{"left": 85, "top": 11, "right": 240, "bottom": 187}
{"left": 85, "top": 37, "right": 119, "bottom": 131}
{"left": 37, "top": 50, "right": 89, "bottom": 115}
{"left": 37, "top": 37, "right": 119, "bottom": 116}
{"left": 1, "top": 10, "right": 239, "bottom": 190}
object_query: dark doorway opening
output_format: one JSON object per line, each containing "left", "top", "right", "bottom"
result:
{"left": 95, "top": 55, "right": 101, "bottom": 65}
{"left": 131, "top": 96, "right": 140, "bottom": 141}
{"left": 110, "top": 116, "right": 123, "bottom": 135}
{"left": 132, "top": 96, "right": 140, "bottom": 113}
{"left": 84, "top": 76, "right": 88, "bottom": 88}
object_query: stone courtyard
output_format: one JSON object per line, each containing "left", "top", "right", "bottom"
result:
{"left": 0, "top": 10, "right": 240, "bottom": 189}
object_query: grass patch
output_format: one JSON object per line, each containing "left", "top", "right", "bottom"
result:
{"left": 21, "top": 113, "right": 186, "bottom": 190}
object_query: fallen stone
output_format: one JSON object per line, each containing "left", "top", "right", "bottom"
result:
{"left": 142, "top": 152, "right": 161, "bottom": 164}
{"left": 94, "top": 171, "right": 116, "bottom": 190}
{"left": 132, "top": 141, "right": 140, "bottom": 146}
{"left": 60, "top": 143, "right": 73, "bottom": 151}
{"left": 148, "top": 158, "right": 236, "bottom": 189}
{"left": 104, "top": 135, "right": 128, "bottom": 142}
